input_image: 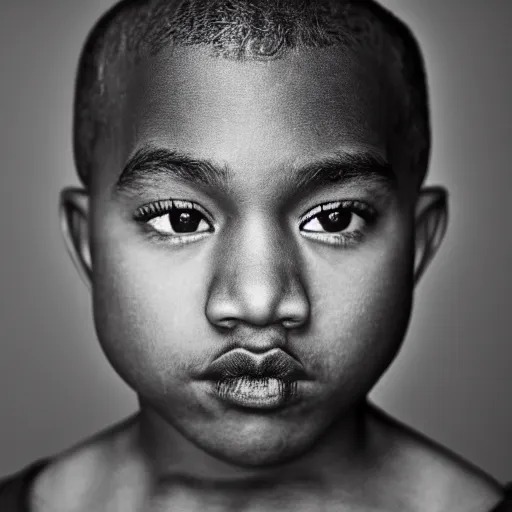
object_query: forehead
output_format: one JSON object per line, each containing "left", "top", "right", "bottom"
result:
{"left": 114, "top": 46, "right": 392, "bottom": 185}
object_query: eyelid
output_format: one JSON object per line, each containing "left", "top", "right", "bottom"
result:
{"left": 298, "top": 200, "right": 375, "bottom": 228}
{"left": 133, "top": 198, "right": 215, "bottom": 225}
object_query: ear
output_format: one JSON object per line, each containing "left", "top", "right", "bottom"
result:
{"left": 413, "top": 186, "right": 448, "bottom": 285}
{"left": 59, "top": 187, "right": 92, "bottom": 289}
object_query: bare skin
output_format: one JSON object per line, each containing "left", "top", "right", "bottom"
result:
{"left": 36, "top": 47, "right": 505, "bottom": 511}
{"left": 31, "top": 404, "right": 504, "bottom": 511}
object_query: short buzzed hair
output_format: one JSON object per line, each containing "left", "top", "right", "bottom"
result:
{"left": 74, "top": 0, "right": 430, "bottom": 189}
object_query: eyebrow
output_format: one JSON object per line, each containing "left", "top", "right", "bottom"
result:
{"left": 115, "top": 145, "right": 230, "bottom": 194}
{"left": 287, "top": 150, "right": 396, "bottom": 196}
{"left": 115, "top": 144, "right": 395, "bottom": 196}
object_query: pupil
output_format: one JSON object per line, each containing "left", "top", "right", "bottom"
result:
{"left": 318, "top": 210, "right": 351, "bottom": 232}
{"left": 169, "top": 209, "right": 202, "bottom": 233}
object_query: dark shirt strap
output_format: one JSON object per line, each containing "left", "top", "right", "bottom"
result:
{"left": 0, "top": 459, "right": 50, "bottom": 512}
{"left": 491, "top": 484, "right": 512, "bottom": 512}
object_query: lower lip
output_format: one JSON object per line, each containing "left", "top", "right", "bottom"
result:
{"left": 212, "top": 377, "right": 298, "bottom": 410}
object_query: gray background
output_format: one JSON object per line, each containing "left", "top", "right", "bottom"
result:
{"left": 1, "top": 0, "right": 511, "bottom": 481}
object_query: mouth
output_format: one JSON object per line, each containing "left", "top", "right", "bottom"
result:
{"left": 200, "top": 348, "right": 308, "bottom": 410}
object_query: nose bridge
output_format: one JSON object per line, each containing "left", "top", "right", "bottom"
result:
{"left": 206, "top": 214, "right": 309, "bottom": 328}
{"left": 236, "top": 215, "right": 288, "bottom": 285}
{"left": 225, "top": 215, "right": 294, "bottom": 307}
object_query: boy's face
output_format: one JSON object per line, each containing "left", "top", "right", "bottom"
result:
{"left": 81, "top": 46, "right": 431, "bottom": 467}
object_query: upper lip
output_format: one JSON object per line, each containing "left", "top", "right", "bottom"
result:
{"left": 201, "top": 348, "right": 308, "bottom": 382}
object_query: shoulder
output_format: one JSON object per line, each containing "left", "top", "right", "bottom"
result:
{"left": 30, "top": 415, "right": 141, "bottom": 512}
{"left": 366, "top": 404, "right": 506, "bottom": 512}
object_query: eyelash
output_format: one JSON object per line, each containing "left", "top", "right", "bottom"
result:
{"left": 133, "top": 199, "right": 377, "bottom": 247}
{"left": 134, "top": 199, "right": 207, "bottom": 220}
{"left": 299, "top": 200, "right": 374, "bottom": 224}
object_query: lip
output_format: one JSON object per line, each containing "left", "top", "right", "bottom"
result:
{"left": 200, "top": 348, "right": 308, "bottom": 410}
{"left": 213, "top": 377, "right": 298, "bottom": 409}
{"left": 201, "top": 347, "right": 308, "bottom": 381}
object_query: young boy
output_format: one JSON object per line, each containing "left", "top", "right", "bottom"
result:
{"left": 1, "top": 0, "right": 510, "bottom": 510}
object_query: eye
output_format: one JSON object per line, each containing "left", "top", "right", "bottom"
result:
{"left": 299, "top": 200, "right": 375, "bottom": 247}
{"left": 134, "top": 199, "right": 214, "bottom": 243}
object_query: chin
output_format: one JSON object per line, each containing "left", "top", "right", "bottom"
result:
{"left": 203, "top": 437, "right": 307, "bottom": 469}
{"left": 185, "top": 414, "right": 323, "bottom": 469}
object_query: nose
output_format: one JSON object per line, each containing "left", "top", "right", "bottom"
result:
{"left": 205, "top": 218, "right": 310, "bottom": 330}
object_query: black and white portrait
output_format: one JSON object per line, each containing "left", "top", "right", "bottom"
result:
{"left": 1, "top": 1, "right": 511, "bottom": 510}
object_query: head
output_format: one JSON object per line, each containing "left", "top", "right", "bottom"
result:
{"left": 61, "top": 0, "right": 448, "bottom": 469}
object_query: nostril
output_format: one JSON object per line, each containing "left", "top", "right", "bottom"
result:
{"left": 282, "top": 318, "right": 303, "bottom": 329}
{"left": 214, "top": 318, "right": 238, "bottom": 330}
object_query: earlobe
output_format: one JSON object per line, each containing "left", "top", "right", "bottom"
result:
{"left": 59, "top": 187, "right": 92, "bottom": 289}
{"left": 414, "top": 186, "right": 448, "bottom": 285}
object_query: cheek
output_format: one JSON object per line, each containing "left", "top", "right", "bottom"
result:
{"left": 90, "top": 225, "right": 214, "bottom": 396}
{"left": 306, "top": 226, "right": 414, "bottom": 392}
